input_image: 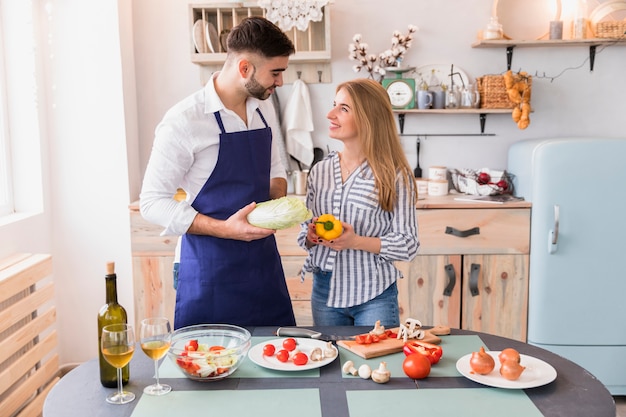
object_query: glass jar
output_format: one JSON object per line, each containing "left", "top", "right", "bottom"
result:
{"left": 483, "top": 16, "right": 503, "bottom": 40}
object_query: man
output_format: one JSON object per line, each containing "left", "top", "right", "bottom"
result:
{"left": 140, "top": 17, "right": 296, "bottom": 329}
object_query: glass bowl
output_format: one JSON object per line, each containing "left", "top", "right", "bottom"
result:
{"left": 167, "top": 324, "right": 251, "bottom": 381}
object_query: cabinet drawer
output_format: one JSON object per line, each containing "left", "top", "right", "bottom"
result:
{"left": 417, "top": 208, "right": 530, "bottom": 255}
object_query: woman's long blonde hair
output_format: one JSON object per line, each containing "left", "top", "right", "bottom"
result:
{"left": 337, "top": 78, "right": 416, "bottom": 211}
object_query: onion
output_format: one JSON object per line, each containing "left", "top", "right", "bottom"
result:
{"left": 469, "top": 346, "right": 495, "bottom": 375}
{"left": 498, "top": 348, "right": 521, "bottom": 364}
{"left": 500, "top": 359, "right": 526, "bottom": 380}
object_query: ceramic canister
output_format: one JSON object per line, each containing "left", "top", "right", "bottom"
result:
{"left": 415, "top": 178, "right": 429, "bottom": 199}
{"left": 429, "top": 166, "right": 447, "bottom": 181}
{"left": 428, "top": 179, "right": 449, "bottom": 196}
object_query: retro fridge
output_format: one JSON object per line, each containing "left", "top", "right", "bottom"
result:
{"left": 508, "top": 137, "right": 626, "bottom": 395}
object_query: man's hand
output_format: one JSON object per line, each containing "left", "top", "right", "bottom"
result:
{"left": 187, "top": 202, "right": 275, "bottom": 241}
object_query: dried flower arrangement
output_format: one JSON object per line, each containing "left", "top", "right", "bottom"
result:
{"left": 348, "top": 25, "right": 418, "bottom": 82}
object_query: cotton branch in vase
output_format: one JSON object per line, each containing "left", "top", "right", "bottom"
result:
{"left": 348, "top": 25, "right": 418, "bottom": 83}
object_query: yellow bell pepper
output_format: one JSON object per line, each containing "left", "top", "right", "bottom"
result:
{"left": 315, "top": 214, "right": 343, "bottom": 240}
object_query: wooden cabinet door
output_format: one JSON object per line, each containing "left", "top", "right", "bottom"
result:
{"left": 396, "top": 255, "right": 462, "bottom": 328}
{"left": 132, "top": 256, "right": 176, "bottom": 331}
{"left": 461, "top": 254, "right": 529, "bottom": 341}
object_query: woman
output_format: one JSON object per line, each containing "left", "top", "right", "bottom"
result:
{"left": 297, "top": 78, "right": 419, "bottom": 327}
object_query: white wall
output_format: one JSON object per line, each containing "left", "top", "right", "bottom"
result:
{"left": 3, "top": 0, "right": 625, "bottom": 366}
{"left": 0, "top": 0, "right": 137, "bottom": 366}
{"left": 132, "top": 0, "right": 626, "bottom": 188}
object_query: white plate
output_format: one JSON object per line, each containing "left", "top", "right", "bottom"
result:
{"left": 456, "top": 351, "right": 557, "bottom": 389}
{"left": 248, "top": 338, "right": 338, "bottom": 371}
{"left": 416, "top": 64, "right": 471, "bottom": 89}
{"left": 205, "top": 22, "right": 219, "bottom": 53}
{"left": 192, "top": 20, "right": 208, "bottom": 53}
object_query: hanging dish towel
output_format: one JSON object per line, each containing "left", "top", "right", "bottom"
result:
{"left": 282, "top": 79, "right": 314, "bottom": 167}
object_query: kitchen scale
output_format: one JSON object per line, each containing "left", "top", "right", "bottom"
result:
{"left": 382, "top": 66, "right": 416, "bottom": 110}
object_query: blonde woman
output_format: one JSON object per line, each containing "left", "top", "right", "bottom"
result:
{"left": 298, "top": 78, "right": 419, "bottom": 327}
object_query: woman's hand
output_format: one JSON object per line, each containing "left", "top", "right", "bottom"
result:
{"left": 317, "top": 222, "right": 357, "bottom": 251}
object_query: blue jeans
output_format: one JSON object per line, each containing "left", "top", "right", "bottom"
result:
{"left": 311, "top": 270, "right": 400, "bottom": 327}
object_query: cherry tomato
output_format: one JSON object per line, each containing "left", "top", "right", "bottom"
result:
{"left": 293, "top": 352, "right": 309, "bottom": 366}
{"left": 263, "top": 344, "right": 276, "bottom": 356}
{"left": 282, "top": 338, "right": 297, "bottom": 351}
{"left": 185, "top": 339, "right": 198, "bottom": 351}
{"left": 402, "top": 353, "right": 431, "bottom": 379}
{"left": 276, "top": 349, "right": 289, "bottom": 363}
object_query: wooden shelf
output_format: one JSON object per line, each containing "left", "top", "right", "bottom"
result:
{"left": 393, "top": 108, "right": 513, "bottom": 135}
{"left": 472, "top": 38, "right": 626, "bottom": 71}
{"left": 393, "top": 109, "right": 512, "bottom": 115}
{"left": 472, "top": 38, "right": 626, "bottom": 48}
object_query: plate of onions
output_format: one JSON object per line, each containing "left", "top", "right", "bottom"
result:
{"left": 456, "top": 347, "right": 557, "bottom": 389}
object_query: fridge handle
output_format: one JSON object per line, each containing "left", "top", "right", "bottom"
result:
{"left": 548, "top": 204, "right": 560, "bottom": 254}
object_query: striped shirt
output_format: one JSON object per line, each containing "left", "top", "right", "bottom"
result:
{"left": 297, "top": 151, "right": 419, "bottom": 308}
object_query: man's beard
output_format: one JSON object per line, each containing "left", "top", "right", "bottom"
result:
{"left": 245, "top": 70, "right": 272, "bottom": 100}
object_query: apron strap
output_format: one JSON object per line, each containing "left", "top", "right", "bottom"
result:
{"left": 214, "top": 108, "right": 268, "bottom": 134}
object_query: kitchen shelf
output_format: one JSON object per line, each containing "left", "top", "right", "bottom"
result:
{"left": 472, "top": 38, "right": 626, "bottom": 71}
{"left": 189, "top": 3, "right": 332, "bottom": 84}
{"left": 393, "top": 108, "right": 513, "bottom": 135}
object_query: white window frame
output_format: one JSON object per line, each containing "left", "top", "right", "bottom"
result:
{"left": 0, "top": 8, "right": 14, "bottom": 217}
{"left": 0, "top": 0, "right": 44, "bottom": 224}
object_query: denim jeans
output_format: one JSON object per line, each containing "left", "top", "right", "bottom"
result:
{"left": 311, "top": 269, "right": 400, "bottom": 327}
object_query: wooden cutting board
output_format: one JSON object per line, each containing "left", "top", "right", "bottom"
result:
{"left": 337, "top": 327, "right": 445, "bottom": 359}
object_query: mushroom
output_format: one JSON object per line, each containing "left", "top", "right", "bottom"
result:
{"left": 342, "top": 360, "right": 358, "bottom": 376}
{"left": 324, "top": 342, "right": 337, "bottom": 359}
{"left": 309, "top": 347, "right": 323, "bottom": 361}
{"left": 371, "top": 361, "right": 391, "bottom": 384}
{"left": 369, "top": 320, "right": 385, "bottom": 336}
{"left": 358, "top": 364, "right": 372, "bottom": 379}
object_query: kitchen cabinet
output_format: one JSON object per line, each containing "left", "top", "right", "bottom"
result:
{"left": 274, "top": 225, "right": 312, "bottom": 326}
{"left": 189, "top": 3, "right": 331, "bottom": 84}
{"left": 395, "top": 195, "right": 531, "bottom": 342}
{"left": 128, "top": 201, "right": 313, "bottom": 328}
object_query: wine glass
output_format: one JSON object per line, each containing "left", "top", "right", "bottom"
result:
{"left": 139, "top": 317, "right": 172, "bottom": 395}
{"left": 101, "top": 323, "right": 135, "bottom": 404}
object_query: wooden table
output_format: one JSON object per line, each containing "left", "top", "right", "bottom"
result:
{"left": 43, "top": 327, "right": 615, "bottom": 417}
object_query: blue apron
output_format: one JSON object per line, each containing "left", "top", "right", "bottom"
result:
{"left": 174, "top": 109, "right": 296, "bottom": 329}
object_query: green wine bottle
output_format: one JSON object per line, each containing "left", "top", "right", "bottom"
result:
{"left": 97, "top": 261, "right": 130, "bottom": 387}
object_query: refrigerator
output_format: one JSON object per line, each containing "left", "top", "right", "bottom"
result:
{"left": 508, "top": 137, "right": 626, "bottom": 395}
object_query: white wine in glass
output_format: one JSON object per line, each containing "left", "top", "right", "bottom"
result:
{"left": 101, "top": 323, "right": 135, "bottom": 404}
{"left": 140, "top": 317, "right": 172, "bottom": 395}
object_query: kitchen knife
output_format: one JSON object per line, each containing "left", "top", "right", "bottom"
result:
{"left": 275, "top": 327, "right": 353, "bottom": 341}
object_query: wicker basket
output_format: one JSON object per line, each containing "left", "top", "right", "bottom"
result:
{"left": 595, "top": 20, "right": 626, "bottom": 38}
{"left": 476, "top": 73, "right": 532, "bottom": 109}
{"left": 476, "top": 75, "right": 514, "bottom": 109}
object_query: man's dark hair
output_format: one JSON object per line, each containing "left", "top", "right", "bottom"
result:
{"left": 227, "top": 17, "right": 295, "bottom": 57}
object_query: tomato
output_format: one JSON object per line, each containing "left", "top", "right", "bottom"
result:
{"left": 402, "top": 353, "right": 431, "bottom": 379}
{"left": 276, "top": 349, "right": 290, "bottom": 363}
{"left": 263, "top": 344, "right": 276, "bottom": 356}
{"left": 403, "top": 341, "right": 443, "bottom": 365}
{"left": 355, "top": 334, "right": 373, "bottom": 345}
{"left": 293, "top": 352, "right": 308, "bottom": 366}
{"left": 282, "top": 338, "right": 297, "bottom": 351}
{"left": 209, "top": 345, "right": 225, "bottom": 352}
{"left": 185, "top": 339, "right": 198, "bottom": 351}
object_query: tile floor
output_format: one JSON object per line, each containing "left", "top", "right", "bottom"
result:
{"left": 616, "top": 396, "right": 626, "bottom": 417}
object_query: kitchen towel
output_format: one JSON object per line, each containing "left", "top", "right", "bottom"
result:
{"left": 282, "top": 79, "right": 314, "bottom": 167}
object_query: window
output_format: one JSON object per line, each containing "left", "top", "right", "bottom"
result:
{"left": 0, "top": 16, "right": 13, "bottom": 217}
{"left": 0, "top": 0, "right": 44, "bottom": 221}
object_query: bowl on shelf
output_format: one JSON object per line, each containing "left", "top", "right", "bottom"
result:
{"left": 167, "top": 324, "right": 251, "bottom": 381}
